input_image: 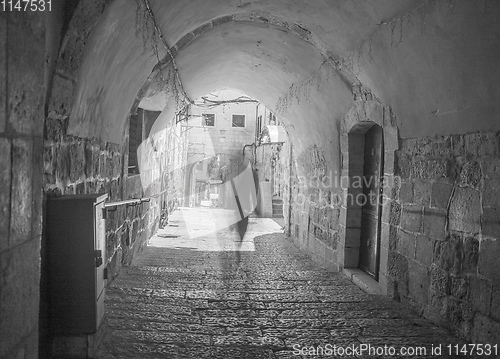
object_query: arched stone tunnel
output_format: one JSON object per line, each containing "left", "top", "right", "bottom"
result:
{"left": 1, "top": 0, "right": 500, "bottom": 357}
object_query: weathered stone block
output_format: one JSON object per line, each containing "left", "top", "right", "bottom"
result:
{"left": 388, "top": 251, "right": 408, "bottom": 283}
{"left": 412, "top": 159, "right": 450, "bottom": 180}
{"left": 430, "top": 181, "right": 452, "bottom": 209}
{"left": 449, "top": 187, "right": 481, "bottom": 234}
{"left": 381, "top": 128, "right": 398, "bottom": 154}
{"left": 471, "top": 313, "right": 500, "bottom": 344}
{"left": 364, "top": 100, "right": 383, "bottom": 125}
{"left": 43, "top": 145, "right": 55, "bottom": 175}
{"left": 56, "top": 143, "right": 70, "bottom": 183}
{"left": 399, "top": 180, "right": 413, "bottom": 203}
{"left": 483, "top": 178, "right": 500, "bottom": 209}
{"left": 413, "top": 179, "right": 431, "bottom": 206}
{"left": 192, "top": 22, "right": 212, "bottom": 37}
{"left": 408, "top": 260, "right": 430, "bottom": 305}
{"left": 399, "top": 138, "right": 416, "bottom": 156}
{"left": 450, "top": 134, "right": 466, "bottom": 157}
{"left": 328, "top": 231, "right": 340, "bottom": 249}
{"left": 401, "top": 204, "right": 422, "bottom": 233}
{"left": 75, "top": 182, "right": 85, "bottom": 194}
{"left": 423, "top": 208, "right": 446, "bottom": 239}
{"left": 491, "top": 290, "right": 500, "bottom": 321}
{"left": 106, "top": 141, "right": 120, "bottom": 155}
{"left": 430, "top": 264, "right": 449, "bottom": 294}
{"left": 389, "top": 225, "right": 398, "bottom": 250}
{"left": 431, "top": 136, "right": 452, "bottom": 158}
{"left": 389, "top": 201, "right": 401, "bottom": 225}
{"left": 426, "top": 291, "right": 447, "bottom": 325}
{"left": 98, "top": 151, "right": 107, "bottom": 178}
{"left": 8, "top": 13, "right": 44, "bottom": 136}
{"left": 112, "top": 153, "right": 122, "bottom": 178}
{"left": 469, "top": 277, "right": 492, "bottom": 315}
{"left": 0, "top": 138, "right": 11, "bottom": 250}
{"left": 86, "top": 180, "right": 97, "bottom": 194}
{"left": 212, "top": 15, "right": 234, "bottom": 27}
{"left": 64, "top": 184, "right": 75, "bottom": 194}
{"left": 44, "top": 116, "right": 67, "bottom": 142}
{"left": 383, "top": 105, "right": 396, "bottom": 127}
{"left": 395, "top": 152, "right": 411, "bottom": 178}
{"left": 106, "top": 155, "right": 114, "bottom": 179}
{"left": 92, "top": 146, "right": 101, "bottom": 178}
{"left": 48, "top": 74, "right": 74, "bottom": 118}
{"left": 458, "top": 161, "right": 482, "bottom": 189}
{"left": 481, "top": 157, "right": 500, "bottom": 179}
{"left": 444, "top": 297, "right": 466, "bottom": 326}
{"left": 460, "top": 301, "right": 475, "bottom": 323}
{"left": 466, "top": 132, "right": 498, "bottom": 157}
{"left": 31, "top": 137, "right": 43, "bottom": 239}
{"left": 10, "top": 139, "right": 32, "bottom": 246}
{"left": 0, "top": 19, "right": 5, "bottom": 133}
{"left": 450, "top": 276, "right": 469, "bottom": 300}
{"left": 433, "top": 234, "right": 461, "bottom": 273}
{"left": 84, "top": 140, "right": 94, "bottom": 178}
{"left": 478, "top": 239, "right": 500, "bottom": 284}
{"left": 461, "top": 236, "right": 479, "bottom": 274}
{"left": 0, "top": 238, "right": 40, "bottom": 359}
{"left": 398, "top": 230, "right": 416, "bottom": 258}
{"left": 415, "top": 235, "right": 433, "bottom": 266}
{"left": 414, "top": 137, "right": 433, "bottom": 158}
{"left": 69, "top": 141, "right": 85, "bottom": 182}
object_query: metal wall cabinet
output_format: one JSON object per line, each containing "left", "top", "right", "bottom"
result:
{"left": 47, "top": 194, "right": 108, "bottom": 334}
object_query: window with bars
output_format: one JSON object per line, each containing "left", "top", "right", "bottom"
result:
{"left": 203, "top": 113, "right": 215, "bottom": 127}
{"left": 128, "top": 108, "right": 161, "bottom": 174}
{"left": 232, "top": 114, "right": 245, "bottom": 127}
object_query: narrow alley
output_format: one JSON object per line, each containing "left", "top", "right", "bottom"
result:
{"left": 3, "top": 2, "right": 500, "bottom": 358}
{"left": 96, "top": 208, "right": 463, "bottom": 359}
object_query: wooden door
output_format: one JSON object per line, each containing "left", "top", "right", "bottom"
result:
{"left": 359, "top": 125, "right": 384, "bottom": 279}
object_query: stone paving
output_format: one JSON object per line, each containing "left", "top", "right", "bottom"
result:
{"left": 96, "top": 208, "right": 470, "bottom": 359}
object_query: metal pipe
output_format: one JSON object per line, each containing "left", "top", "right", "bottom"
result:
{"left": 242, "top": 142, "right": 255, "bottom": 159}
{"left": 104, "top": 197, "right": 150, "bottom": 209}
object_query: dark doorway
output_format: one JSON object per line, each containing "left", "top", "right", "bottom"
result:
{"left": 359, "top": 125, "right": 384, "bottom": 279}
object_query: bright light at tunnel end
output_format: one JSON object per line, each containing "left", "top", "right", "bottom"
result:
{"left": 136, "top": 89, "right": 400, "bottom": 241}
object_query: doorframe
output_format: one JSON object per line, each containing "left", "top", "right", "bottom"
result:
{"left": 357, "top": 124, "right": 384, "bottom": 281}
{"left": 338, "top": 104, "right": 399, "bottom": 295}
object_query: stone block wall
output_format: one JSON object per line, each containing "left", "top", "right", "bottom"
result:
{"left": 41, "top": 117, "right": 187, "bottom": 357}
{"left": 289, "top": 144, "right": 342, "bottom": 271}
{"left": 390, "top": 131, "right": 500, "bottom": 342}
{"left": 43, "top": 116, "right": 188, "bottom": 277}
{"left": 0, "top": 11, "right": 45, "bottom": 359}
{"left": 43, "top": 116, "right": 151, "bottom": 279}
{"left": 256, "top": 138, "right": 342, "bottom": 271}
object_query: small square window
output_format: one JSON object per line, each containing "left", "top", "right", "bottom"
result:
{"left": 232, "top": 114, "right": 245, "bottom": 127}
{"left": 203, "top": 113, "right": 215, "bottom": 127}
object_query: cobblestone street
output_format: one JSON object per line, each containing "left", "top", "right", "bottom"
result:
{"left": 96, "top": 208, "right": 466, "bottom": 359}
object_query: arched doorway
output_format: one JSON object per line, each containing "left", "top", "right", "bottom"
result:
{"left": 358, "top": 124, "right": 384, "bottom": 279}
{"left": 346, "top": 122, "right": 384, "bottom": 280}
